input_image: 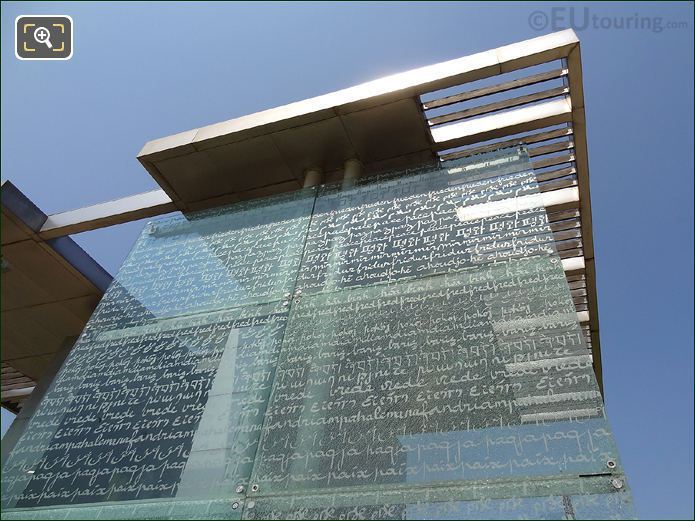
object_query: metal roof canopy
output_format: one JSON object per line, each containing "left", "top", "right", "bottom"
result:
{"left": 19, "top": 29, "right": 604, "bottom": 391}
{"left": 0, "top": 181, "right": 112, "bottom": 413}
{"left": 137, "top": 30, "right": 581, "bottom": 212}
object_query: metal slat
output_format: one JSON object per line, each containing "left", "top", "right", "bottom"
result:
{"left": 569, "top": 280, "right": 587, "bottom": 290}
{"left": 555, "top": 238, "right": 582, "bottom": 251}
{"left": 1, "top": 387, "right": 35, "bottom": 400}
{"left": 553, "top": 228, "right": 582, "bottom": 242}
{"left": 440, "top": 127, "right": 573, "bottom": 161}
{"left": 1, "top": 381, "right": 36, "bottom": 391}
{"left": 423, "top": 68, "right": 569, "bottom": 110}
{"left": 537, "top": 165, "right": 576, "bottom": 183}
{"left": 550, "top": 217, "right": 581, "bottom": 232}
{"left": 1, "top": 376, "right": 34, "bottom": 386}
{"left": 529, "top": 140, "right": 574, "bottom": 158}
{"left": 547, "top": 208, "right": 580, "bottom": 222}
{"left": 533, "top": 151, "right": 574, "bottom": 170}
{"left": 429, "top": 86, "right": 570, "bottom": 126}
{"left": 431, "top": 98, "right": 574, "bottom": 151}
{"left": 539, "top": 176, "right": 578, "bottom": 193}
{"left": 559, "top": 247, "right": 583, "bottom": 259}
{"left": 565, "top": 273, "right": 587, "bottom": 283}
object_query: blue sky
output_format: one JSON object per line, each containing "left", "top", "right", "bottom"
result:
{"left": 1, "top": 2, "right": 693, "bottom": 519}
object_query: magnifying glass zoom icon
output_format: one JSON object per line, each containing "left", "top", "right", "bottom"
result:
{"left": 33, "top": 26, "right": 53, "bottom": 49}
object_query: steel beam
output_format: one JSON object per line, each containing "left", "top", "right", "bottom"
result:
{"left": 39, "top": 190, "right": 176, "bottom": 239}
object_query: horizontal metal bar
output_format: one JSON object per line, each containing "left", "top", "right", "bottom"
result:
{"left": 548, "top": 208, "right": 580, "bottom": 222}
{"left": 429, "top": 86, "right": 569, "bottom": 126}
{"left": 550, "top": 217, "right": 581, "bottom": 232}
{"left": 539, "top": 176, "right": 578, "bottom": 193}
{"left": 562, "top": 256, "right": 585, "bottom": 272}
{"left": 423, "top": 68, "right": 568, "bottom": 110}
{"left": 1, "top": 381, "right": 36, "bottom": 391}
{"left": 1, "top": 387, "right": 35, "bottom": 400}
{"left": 556, "top": 237, "right": 582, "bottom": 251}
{"left": 431, "top": 97, "right": 573, "bottom": 149}
{"left": 559, "top": 247, "right": 583, "bottom": 259}
{"left": 533, "top": 151, "right": 575, "bottom": 170}
{"left": 440, "top": 126, "right": 573, "bottom": 161}
{"left": 553, "top": 228, "right": 582, "bottom": 242}
{"left": 529, "top": 140, "right": 574, "bottom": 158}
{"left": 40, "top": 190, "right": 177, "bottom": 239}
{"left": 1, "top": 376, "right": 33, "bottom": 385}
{"left": 536, "top": 165, "right": 576, "bottom": 183}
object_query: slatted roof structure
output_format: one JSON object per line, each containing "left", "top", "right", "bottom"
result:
{"left": 6, "top": 29, "right": 605, "bottom": 393}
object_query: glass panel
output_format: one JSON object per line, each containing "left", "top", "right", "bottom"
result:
{"left": 247, "top": 148, "right": 633, "bottom": 518}
{"left": 296, "top": 150, "right": 545, "bottom": 294}
{"left": 250, "top": 267, "right": 615, "bottom": 492}
{"left": 2, "top": 148, "right": 634, "bottom": 519}
{"left": 1, "top": 189, "right": 315, "bottom": 516}
{"left": 240, "top": 475, "right": 635, "bottom": 519}
{"left": 92, "top": 189, "right": 315, "bottom": 330}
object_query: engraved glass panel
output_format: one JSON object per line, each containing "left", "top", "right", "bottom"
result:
{"left": 250, "top": 268, "right": 617, "bottom": 491}
{"left": 2, "top": 149, "right": 634, "bottom": 519}
{"left": 247, "top": 148, "right": 634, "bottom": 518}
{"left": 93, "top": 190, "right": 316, "bottom": 330}
{"left": 296, "top": 151, "right": 549, "bottom": 294}
{"left": 0, "top": 190, "right": 316, "bottom": 517}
